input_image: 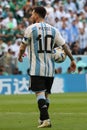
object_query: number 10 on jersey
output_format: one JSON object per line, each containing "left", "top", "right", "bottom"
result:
{"left": 36, "top": 34, "right": 53, "bottom": 53}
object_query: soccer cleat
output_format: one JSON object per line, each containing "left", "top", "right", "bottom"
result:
{"left": 38, "top": 119, "right": 43, "bottom": 125}
{"left": 37, "top": 119, "right": 51, "bottom": 128}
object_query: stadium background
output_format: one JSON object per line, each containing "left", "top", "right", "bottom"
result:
{"left": 0, "top": 0, "right": 87, "bottom": 94}
{"left": 0, "top": 1, "right": 87, "bottom": 130}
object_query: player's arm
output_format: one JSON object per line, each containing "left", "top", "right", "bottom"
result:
{"left": 18, "top": 43, "right": 27, "bottom": 62}
{"left": 55, "top": 30, "right": 76, "bottom": 72}
{"left": 62, "top": 44, "right": 74, "bottom": 61}
{"left": 62, "top": 44, "right": 76, "bottom": 72}
{"left": 18, "top": 26, "right": 31, "bottom": 62}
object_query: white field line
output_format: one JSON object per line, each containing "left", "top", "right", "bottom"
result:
{"left": 56, "top": 112, "right": 87, "bottom": 115}
{"left": 0, "top": 112, "right": 87, "bottom": 115}
{"left": 0, "top": 112, "right": 38, "bottom": 115}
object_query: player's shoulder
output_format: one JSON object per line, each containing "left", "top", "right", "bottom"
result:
{"left": 25, "top": 23, "right": 58, "bottom": 33}
{"left": 25, "top": 24, "right": 36, "bottom": 30}
{"left": 24, "top": 24, "right": 38, "bottom": 35}
{"left": 26, "top": 23, "right": 42, "bottom": 32}
{"left": 46, "top": 23, "right": 58, "bottom": 32}
{"left": 45, "top": 23, "right": 55, "bottom": 28}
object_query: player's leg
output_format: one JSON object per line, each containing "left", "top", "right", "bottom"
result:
{"left": 36, "top": 91, "right": 50, "bottom": 121}
{"left": 36, "top": 91, "right": 51, "bottom": 128}
{"left": 45, "top": 77, "right": 54, "bottom": 110}
{"left": 29, "top": 76, "right": 51, "bottom": 128}
{"left": 37, "top": 77, "right": 54, "bottom": 128}
{"left": 45, "top": 93, "right": 50, "bottom": 110}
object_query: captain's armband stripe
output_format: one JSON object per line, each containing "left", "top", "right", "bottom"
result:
{"left": 22, "top": 37, "right": 28, "bottom": 44}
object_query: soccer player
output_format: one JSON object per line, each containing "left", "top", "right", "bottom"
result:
{"left": 18, "top": 6, "right": 76, "bottom": 128}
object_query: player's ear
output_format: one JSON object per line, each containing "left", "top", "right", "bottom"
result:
{"left": 36, "top": 15, "right": 39, "bottom": 19}
{"left": 35, "top": 12, "right": 39, "bottom": 19}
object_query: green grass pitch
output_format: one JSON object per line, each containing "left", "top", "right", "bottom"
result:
{"left": 0, "top": 92, "right": 87, "bottom": 130}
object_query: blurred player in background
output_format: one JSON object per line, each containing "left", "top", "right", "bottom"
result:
{"left": 18, "top": 6, "right": 76, "bottom": 128}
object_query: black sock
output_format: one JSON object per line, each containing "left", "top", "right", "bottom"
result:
{"left": 46, "top": 99, "right": 50, "bottom": 110}
{"left": 46, "top": 102, "right": 49, "bottom": 110}
{"left": 38, "top": 99, "right": 49, "bottom": 121}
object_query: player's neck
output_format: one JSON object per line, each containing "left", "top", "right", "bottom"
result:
{"left": 36, "top": 17, "right": 44, "bottom": 23}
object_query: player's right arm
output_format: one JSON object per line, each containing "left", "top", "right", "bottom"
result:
{"left": 55, "top": 29, "right": 76, "bottom": 72}
{"left": 62, "top": 44, "right": 76, "bottom": 72}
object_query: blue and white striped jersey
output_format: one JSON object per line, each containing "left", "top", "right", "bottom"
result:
{"left": 22, "top": 22, "right": 65, "bottom": 77}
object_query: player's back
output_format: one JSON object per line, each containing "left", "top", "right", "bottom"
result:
{"left": 27, "top": 22, "right": 57, "bottom": 77}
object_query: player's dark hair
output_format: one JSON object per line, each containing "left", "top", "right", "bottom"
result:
{"left": 33, "top": 6, "right": 47, "bottom": 18}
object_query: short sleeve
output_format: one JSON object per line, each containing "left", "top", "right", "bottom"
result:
{"left": 55, "top": 30, "right": 65, "bottom": 46}
{"left": 22, "top": 27, "right": 31, "bottom": 45}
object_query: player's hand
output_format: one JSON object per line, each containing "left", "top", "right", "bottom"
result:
{"left": 70, "top": 60, "right": 76, "bottom": 72}
{"left": 18, "top": 56, "right": 23, "bottom": 62}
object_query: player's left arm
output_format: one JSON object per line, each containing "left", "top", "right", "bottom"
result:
{"left": 18, "top": 43, "right": 27, "bottom": 62}
{"left": 62, "top": 44, "right": 76, "bottom": 72}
